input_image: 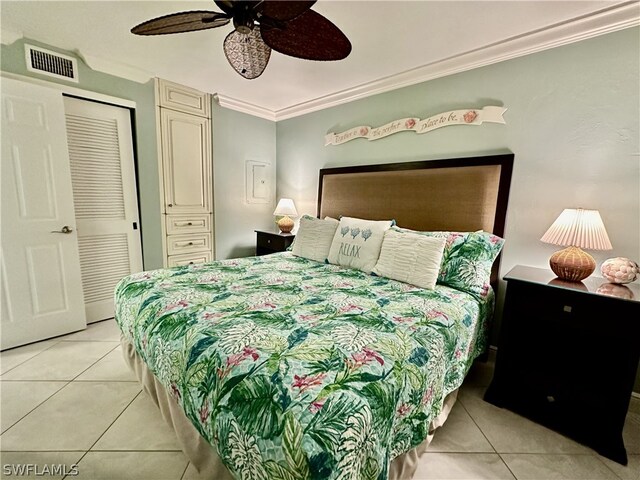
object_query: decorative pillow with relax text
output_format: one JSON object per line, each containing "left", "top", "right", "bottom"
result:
{"left": 372, "top": 228, "right": 446, "bottom": 290}
{"left": 328, "top": 217, "right": 393, "bottom": 274}
{"left": 291, "top": 215, "right": 339, "bottom": 263}
{"left": 391, "top": 227, "right": 505, "bottom": 298}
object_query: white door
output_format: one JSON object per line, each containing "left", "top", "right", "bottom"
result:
{"left": 1, "top": 78, "right": 86, "bottom": 349}
{"left": 160, "top": 108, "right": 212, "bottom": 214}
{"left": 63, "top": 97, "right": 143, "bottom": 323}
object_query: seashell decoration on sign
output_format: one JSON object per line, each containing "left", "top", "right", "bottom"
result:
{"left": 600, "top": 257, "right": 639, "bottom": 284}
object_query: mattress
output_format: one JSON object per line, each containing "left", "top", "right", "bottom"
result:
{"left": 115, "top": 252, "right": 493, "bottom": 480}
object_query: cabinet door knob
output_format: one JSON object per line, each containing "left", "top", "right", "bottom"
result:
{"left": 563, "top": 305, "right": 572, "bottom": 313}
{"left": 187, "top": 242, "right": 194, "bottom": 246}
{"left": 187, "top": 222, "right": 193, "bottom": 226}
{"left": 168, "top": 204, "right": 173, "bottom": 207}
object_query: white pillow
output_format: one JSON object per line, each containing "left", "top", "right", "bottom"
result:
{"left": 291, "top": 216, "right": 339, "bottom": 263}
{"left": 327, "top": 217, "right": 393, "bottom": 274}
{"left": 372, "top": 228, "right": 446, "bottom": 289}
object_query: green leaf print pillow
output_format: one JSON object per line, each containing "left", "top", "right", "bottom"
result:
{"left": 391, "top": 227, "right": 504, "bottom": 298}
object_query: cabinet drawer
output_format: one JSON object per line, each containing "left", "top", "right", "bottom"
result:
{"left": 157, "top": 79, "right": 210, "bottom": 117}
{"left": 167, "top": 233, "right": 211, "bottom": 255}
{"left": 167, "top": 251, "right": 212, "bottom": 267}
{"left": 166, "top": 215, "right": 210, "bottom": 235}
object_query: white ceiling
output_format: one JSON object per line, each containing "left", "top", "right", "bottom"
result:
{"left": 1, "top": 1, "right": 637, "bottom": 119}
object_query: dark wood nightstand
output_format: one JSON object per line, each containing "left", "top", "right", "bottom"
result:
{"left": 255, "top": 230, "right": 295, "bottom": 256}
{"left": 484, "top": 265, "right": 640, "bottom": 465}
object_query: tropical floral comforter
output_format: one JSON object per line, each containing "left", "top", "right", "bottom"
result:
{"left": 115, "top": 253, "right": 493, "bottom": 480}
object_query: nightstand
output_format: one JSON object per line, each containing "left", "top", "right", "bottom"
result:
{"left": 484, "top": 265, "right": 640, "bottom": 465}
{"left": 255, "top": 230, "right": 295, "bottom": 256}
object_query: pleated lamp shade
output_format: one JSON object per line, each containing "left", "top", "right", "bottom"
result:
{"left": 541, "top": 208, "right": 612, "bottom": 282}
{"left": 541, "top": 208, "right": 612, "bottom": 250}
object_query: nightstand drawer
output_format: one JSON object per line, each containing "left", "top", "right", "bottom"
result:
{"left": 167, "top": 233, "right": 211, "bottom": 255}
{"left": 255, "top": 230, "right": 295, "bottom": 256}
{"left": 257, "top": 233, "right": 287, "bottom": 251}
{"left": 507, "top": 281, "right": 605, "bottom": 331}
{"left": 166, "top": 214, "right": 210, "bottom": 235}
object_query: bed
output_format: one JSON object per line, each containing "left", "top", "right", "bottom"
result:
{"left": 115, "top": 153, "right": 513, "bottom": 480}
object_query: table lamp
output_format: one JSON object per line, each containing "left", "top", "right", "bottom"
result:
{"left": 540, "top": 208, "right": 612, "bottom": 282}
{"left": 273, "top": 198, "right": 297, "bottom": 233}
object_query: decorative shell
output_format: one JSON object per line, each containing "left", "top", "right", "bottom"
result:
{"left": 600, "top": 257, "right": 639, "bottom": 284}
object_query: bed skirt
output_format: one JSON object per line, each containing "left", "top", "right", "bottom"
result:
{"left": 121, "top": 337, "right": 458, "bottom": 480}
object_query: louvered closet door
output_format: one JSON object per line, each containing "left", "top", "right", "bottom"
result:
{"left": 63, "top": 97, "right": 142, "bottom": 323}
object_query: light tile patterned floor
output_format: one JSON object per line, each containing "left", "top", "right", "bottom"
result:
{"left": 1, "top": 318, "right": 638, "bottom": 480}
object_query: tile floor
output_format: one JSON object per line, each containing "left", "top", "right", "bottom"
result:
{"left": 0, "top": 318, "right": 638, "bottom": 480}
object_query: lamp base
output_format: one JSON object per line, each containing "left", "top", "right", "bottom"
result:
{"left": 549, "top": 246, "right": 596, "bottom": 282}
{"left": 276, "top": 215, "right": 294, "bottom": 233}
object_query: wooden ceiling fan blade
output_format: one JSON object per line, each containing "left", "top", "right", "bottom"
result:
{"left": 214, "top": 1, "right": 235, "bottom": 15}
{"left": 131, "top": 11, "right": 230, "bottom": 35}
{"left": 259, "top": 1, "right": 316, "bottom": 22}
{"left": 223, "top": 30, "right": 271, "bottom": 79}
{"left": 260, "top": 10, "right": 351, "bottom": 61}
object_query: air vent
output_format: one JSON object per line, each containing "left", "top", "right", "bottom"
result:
{"left": 24, "top": 44, "right": 79, "bottom": 82}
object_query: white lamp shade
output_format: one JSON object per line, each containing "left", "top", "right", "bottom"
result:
{"left": 540, "top": 208, "right": 612, "bottom": 250}
{"left": 273, "top": 198, "right": 298, "bottom": 217}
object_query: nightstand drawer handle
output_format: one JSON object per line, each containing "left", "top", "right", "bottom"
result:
{"left": 267, "top": 239, "right": 271, "bottom": 244}
{"left": 546, "top": 395, "right": 556, "bottom": 403}
{"left": 563, "top": 305, "right": 572, "bottom": 313}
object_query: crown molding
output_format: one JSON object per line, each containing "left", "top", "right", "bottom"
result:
{"left": 75, "top": 51, "right": 153, "bottom": 84}
{"left": 214, "top": 93, "right": 277, "bottom": 121}
{"left": 272, "top": 1, "right": 639, "bottom": 121}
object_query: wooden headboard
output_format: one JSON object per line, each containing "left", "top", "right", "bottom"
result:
{"left": 317, "top": 153, "right": 514, "bottom": 286}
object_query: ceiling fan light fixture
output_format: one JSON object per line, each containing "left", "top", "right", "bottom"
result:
{"left": 223, "top": 29, "right": 271, "bottom": 80}
{"left": 232, "top": 7, "right": 254, "bottom": 34}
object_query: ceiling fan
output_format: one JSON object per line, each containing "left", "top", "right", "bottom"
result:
{"left": 131, "top": 0, "right": 351, "bottom": 79}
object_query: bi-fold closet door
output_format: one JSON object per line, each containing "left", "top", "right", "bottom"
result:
{"left": 1, "top": 77, "right": 142, "bottom": 349}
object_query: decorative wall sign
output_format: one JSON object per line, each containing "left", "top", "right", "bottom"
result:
{"left": 324, "top": 106, "right": 507, "bottom": 146}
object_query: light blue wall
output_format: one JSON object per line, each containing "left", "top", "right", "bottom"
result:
{"left": 1, "top": 38, "right": 163, "bottom": 270}
{"left": 213, "top": 103, "right": 277, "bottom": 259}
{"left": 276, "top": 27, "right": 640, "bottom": 391}
{"left": 277, "top": 28, "right": 639, "bottom": 280}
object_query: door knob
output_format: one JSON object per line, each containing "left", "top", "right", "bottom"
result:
{"left": 51, "top": 226, "right": 73, "bottom": 234}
